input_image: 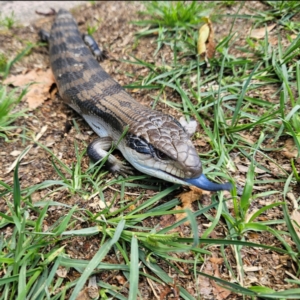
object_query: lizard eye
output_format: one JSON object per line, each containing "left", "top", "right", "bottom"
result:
{"left": 156, "top": 150, "right": 169, "bottom": 160}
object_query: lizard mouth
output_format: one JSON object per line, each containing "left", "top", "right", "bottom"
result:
{"left": 150, "top": 167, "right": 232, "bottom": 192}
{"left": 127, "top": 157, "right": 232, "bottom": 192}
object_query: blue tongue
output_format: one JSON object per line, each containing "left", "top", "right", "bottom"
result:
{"left": 184, "top": 174, "right": 232, "bottom": 192}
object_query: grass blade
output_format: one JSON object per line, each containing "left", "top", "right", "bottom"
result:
{"left": 69, "top": 220, "right": 125, "bottom": 300}
{"left": 128, "top": 235, "right": 139, "bottom": 300}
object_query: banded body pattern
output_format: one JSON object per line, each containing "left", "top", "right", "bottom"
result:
{"left": 49, "top": 9, "right": 203, "bottom": 181}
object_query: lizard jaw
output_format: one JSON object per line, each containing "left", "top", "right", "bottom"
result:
{"left": 129, "top": 158, "right": 232, "bottom": 192}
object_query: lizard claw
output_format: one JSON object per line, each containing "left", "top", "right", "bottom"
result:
{"left": 109, "top": 160, "right": 135, "bottom": 177}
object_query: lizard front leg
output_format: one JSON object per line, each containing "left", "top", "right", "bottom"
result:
{"left": 87, "top": 137, "right": 134, "bottom": 176}
{"left": 82, "top": 34, "right": 108, "bottom": 62}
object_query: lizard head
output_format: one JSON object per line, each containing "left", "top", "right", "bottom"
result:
{"left": 123, "top": 112, "right": 232, "bottom": 192}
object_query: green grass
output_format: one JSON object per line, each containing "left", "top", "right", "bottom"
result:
{"left": 2, "top": 158, "right": 299, "bottom": 299}
{"left": 2, "top": 43, "right": 35, "bottom": 79}
{"left": 0, "top": 53, "right": 8, "bottom": 73}
{"left": 137, "top": 1, "right": 215, "bottom": 27}
{"left": 86, "top": 22, "right": 100, "bottom": 36}
{"left": 134, "top": 1, "right": 216, "bottom": 56}
{"left": 0, "top": 86, "right": 27, "bottom": 141}
{"left": 124, "top": 0, "right": 300, "bottom": 297}
{"left": 1, "top": 1, "right": 300, "bottom": 299}
{"left": 0, "top": 11, "right": 16, "bottom": 29}
{"left": 0, "top": 43, "right": 35, "bottom": 141}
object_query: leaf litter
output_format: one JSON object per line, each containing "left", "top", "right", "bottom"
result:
{"left": 3, "top": 68, "right": 55, "bottom": 109}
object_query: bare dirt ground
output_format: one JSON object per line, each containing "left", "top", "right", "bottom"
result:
{"left": 0, "top": 1, "right": 299, "bottom": 299}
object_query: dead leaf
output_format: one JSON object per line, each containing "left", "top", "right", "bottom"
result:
{"left": 3, "top": 69, "right": 55, "bottom": 109}
{"left": 160, "top": 214, "right": 176, "bottom": 227}
{"left": 175, "top": 186, "right": 208, "bottom": 224}
{"left": 10, "top": 150, "right": 21, "bottom": 156}
{"left": 249, "top": 24, "right": 276, "bottom": 40}
{"left": 56, "top": 267, "right": 68, "bottom": 278}
{"left": 198, "top": 265, "right": 212, "bottom": 297}
{"left": 286, "top": 192, "right": 298, "bottom": 209}
{"left": 248, "top": 232, "right": 259, "bottom": 239}
{"left": 75, "top": 290, "right": 90, "bottom": 300}
{"left": 129, "top": 204, "right": 136, "bottom": 211}
{"left": 199, "top": 258, "right": 232, "bottom": 300}
{"left": 281, "top": 138, "right": 298, "bottom": 159}
{"left": 268, "top": 36, "right": 278, "bottom": 46}
{"left": 236, "top": 164, "right": 265, "bottom": 174}
{"left": 210, "top": 257, "right": 224, "bottom": 264}
{"left": 210, "top": 256, "right": 232, "bottom": 300}
{"left": 198, "top": 23, "right": 210, "bottom": 56}
{"left": 159, "top": 286, "right": 172, "bottom": 300}
{"left": 197, "top": 17, "right": 216, "bottom": 61}
{"left": 115, "top": 275, "right": 126, "bottom": 285}
{"left": 291, "top": 210, "right": 300, "bottom": 238}
{"left": 50, "top": 83, "right": 58, "bottom": 101}
{"left": 87, "top": 276, "right": 99, "bottom": 299}
{"left": 211, "top": 280, "right": 232, "bottom": 300}
{"left": 268, "top": 161, "right": 285, "bottom": 176}
{"left": 244, "top": 266, "right": 262, "bottom": 272}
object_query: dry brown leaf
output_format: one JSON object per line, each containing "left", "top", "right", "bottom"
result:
{"left": 180, "top": 186, "right": 205, "bottom": 205}
{"left": 208, "top": 254, "right": 232, "bottom": 300}
{"left": 211, "top": 266, "right": 232, "bottom": 300}
{"left": 50, "top": 84, "right": 58, "bottom": 101}
{"left": 291, "top": 210, "right": 300, "bottom": 238}
{"left": 3, "top": 68, "right": 55, "bottom": 109}
{"left": 159, "top": 286, "right": 172, "bottom": 300}
{"left": 286, "top": 192, "right": 298, "bottom": 209}
{"left": 197, "top": 23, "right": 210, "bottom": 56}
{"left": 10, "top": 150, "right": 22, "bottom": 156}
{"left": 268, "top": 36, "right": 278, "bottom": 46}
{"left": 175, "top": 186, "right": 208, "bottom": 224}
{"left": 268, "top": 161, "right": 285, "bottom": 176}
{"left": 56, "top": 267, "right": 68, "bottom": 278}
{"left": 210, "top": 257, "right": 224, "bottom": 264}
{"left": 198, "top": 262, "right": 213, "bottom": 297}
{"left": 115, "top": 275, "right": 126, "bottom": 285}
{"left": 281, "top": 138, "right": 298, "bottom": 159}
{"left": 197, "top": 17, "right": 215, "bottom": 60}
{"left": 236, "top": 164, "right": 265, "bottom": 174}
{"left": 87, "top": 276, "right": 99, "bottom": 299}
{"left": 159, "top": 283, "right": 180, "bottom": 300}
{"left": 244, "top": 266, "right": 262, "bottom": 272}
{"left": 160, "top": 213, "right": 176, "bottom": 227}
{"left": 129, "top": 204, "right": 136, "bottom": 211}
{"left": 248, "top": 232, "right": 259, "bottom": 239}
{"left": 75, "top": 290, "right": 90, "bottom": 300}
{"left": 200, "top": 258, "right": 232, "bottom": 300}
{"left": 249, "top": 23, "right": 276, "bottom": 39}
{"left": 212, "top": 283, "right": 233, "bottom": 300}
{"left": 206, "top": 25, "right": 216, "bottom": 59}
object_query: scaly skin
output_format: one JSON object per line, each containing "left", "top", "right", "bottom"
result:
{"left": 47, "top": 9, "right": 231, "bottom": 191}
